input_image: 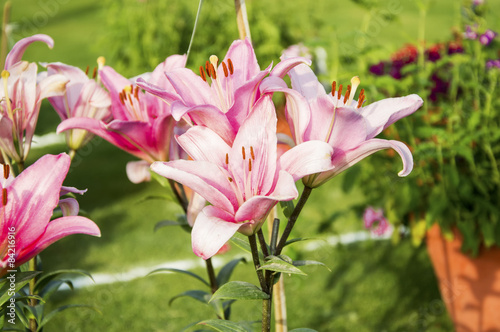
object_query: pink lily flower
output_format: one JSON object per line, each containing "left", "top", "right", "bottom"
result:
{"left": 0, "top": 154, "right": 100, "bottom": 277}
{"left": 264, "top": 62, "right": 423, "bottom": 187}
{"left": 151, "top": 95, "right": 334, "bottom": 259}
{"left": 0, "top": 35, "right": 68, "bottom": 165}
{"left": 42, "top": 60, "right": 112, "bottom": 152}
{"left": 57, "top": 55, "right": 186, "bottom": 183}
{"left": 363, "top": 207, "right": 392, "bottom": 237}
{"left": 137, "top": 38, "right": 309, "bottom": 144}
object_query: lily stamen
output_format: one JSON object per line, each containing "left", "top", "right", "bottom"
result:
{"left": 2, "top": 188, "right": 7, "bottom": 206}
{"left": 225, "top": 153, "right": 229, "bottom": 165}
{"left": 85, "top": 65, "right": 90, "bottom": 76}
{"left": 222, "top": 62, "right": 229, "bottom": 77}
{"left": 227, "top": 58, "right": 234, "bottom": 75}
{"left": 250, "top": 146, "right": 255, "bottom": 160}
{"left": 3, "top": 164, "right": 9, "bottom": 179}
{"left": 242, "top": 146, "right": 246, "bottom": 160}
{"left": 92, "top": 67, "right": 97, "bottom": 79}
{"left": 199, "top": 66, "right": 207, "bottom": 82}
{"left": 343, "top": 85, "right": 351, "bottom": 104}
{"left": 331, "top": 81, "right": 337, "bottom": 97}
{"left": 337, "top": 84, "right": 343, "bottom": 100}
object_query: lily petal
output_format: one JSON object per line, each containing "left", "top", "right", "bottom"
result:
{"left": 176, "top": 125, "right": 231, "bottom": 165}
{"left": 279, "top": 140, "right": 334, "bottom": 182}
{"left": 361, "top": 94, "right": 423, "bottom": 139}
{"left": 4, "top": 34, "right": 54, "bottom": 69}
{"left": 151, "top": 160, "right": 237, "bottom": 214}
{"left": 126, "top": 160, "right": 152, "bottom": 183}
{"left": 191, "top": 206, "right": 243, "bottom": 260}
{"left": 17, "top": 216, "right": 100, "bottom": 267}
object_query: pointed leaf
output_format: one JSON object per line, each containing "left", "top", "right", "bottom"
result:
{"left": 35, "top": 269, "right": 93, "bottom": 292}
{"left": 216, "top": 258, "right": 246, "bottom": 286}
{"left": 230, "top": 235, "right": 264, "bottom": 260}
{"left": 147, "top": 268, "right": 210, "bottom": 287}
{"left": 198, "top": 319, "right": 251, "bottom": 332}
{"left": 210, "top": 281, "right": 269, "bottom": 302}
{"left": 258, "top": 256, "right": 307, "bottom": 275}
{"left": 169, "top": 290, "right": 211, "bottom": 306}
{"left": 284, "top": 237, "right": 314, "bottom": 247}
{"left": 0, "top": 271, "right": 42, "bottom": 306}
{"left": 290, "top": 329, "right": 319, "bottom": 332}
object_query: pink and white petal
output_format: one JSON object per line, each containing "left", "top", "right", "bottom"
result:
{"left": 166, "top": 68, "right": 214, "bottom": 106}
{"left": 152, "top": 114, "right": 176, "bottom": 161}
{"left": 37, "top": 73, "right": 69, "bottom": 100}
{"left": 57, "top": 118, "right": 151, "bottom": 161}
{"left": 151, "top": 160, "right": 237, "bottom": 214}
{"left": 286, "top": 63, "right": 326, "bottom": 101}
{"left": 136, "top": 78, "right": 180, "bottom": 106}
{"left": 260, "top": 76, "right": 311, "bottom": 143}
{"left": 187, "top": 192, "right": 207, "bottom": 227}
{"left": 229, "top": 96, "right": 277, "bottom": 196}
{"left": 126, "top": 160, "right": 152, "bottom": 184}
{"left": 278, "top": 140, "right": 334, "bottom": 182}
{"left": 225, "top": 70, "right": 269, "bottom": 130}
{"left": 184, "top": 106, "right": 236, "bottom": 145}
{"left": 326, "top": 106, "right": 368, "bottom": 149}
{"left": 149, "top": 54, "right": 187, "bottom": 84}
{"left": 361, "top": 94, "right": 423, "bottom": 139}
{"left": 5, "top": 154, "right": 70, "bottom": 249}
{"left": 59, "top": 198, "right": 80, "bottom": 216}
{"left": 16, "top": 216, "right": 100, "bottom": 267}
{"left": 223, "top": 38, "right": 261, "bottom": 84}
{"left": 330, "top": 138, "right": 413, "bottom": 179}
{"left": 192, "top": 206, "right": 243, "bottom": 260}
{"left": 4, "top": 34, "right": 54, "bottom": 69}
{"left": 177, "top": 126, "right": 231, "bottom": 165}
{"left": 271, "top": 56, "right": 312, "bottom": 79}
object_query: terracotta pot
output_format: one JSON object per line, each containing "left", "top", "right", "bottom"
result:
{"left": 426, "top": 224, "right": 500, "bottom": 332}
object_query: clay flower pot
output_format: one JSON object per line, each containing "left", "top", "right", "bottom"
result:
{"left": 426, "top": 224, "right": 500, "bottom": 332}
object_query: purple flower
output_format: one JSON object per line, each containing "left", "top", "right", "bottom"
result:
{"left": 479, "top": 29, "right": 497, "bottom": 46}
{"left": 363, "top": 207, "right": 391, "bottom": 236}
{"left": 486, "top": 59, "right": 500, "bottom": 70}
{"left": 464, "top": 25, "right": 478, "bottom": 40}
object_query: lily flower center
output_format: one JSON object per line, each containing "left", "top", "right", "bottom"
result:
{"left": 198, "top": 55, "right": 235, "bottom": 113}
{"left": 224, "top": 145, "right": 257, "bottom": 206}
{"left": 325, "top": 76, "right": 366, "bottom": 142}
{"left": 118, "top": 84, "right": 147, "bottom": 121}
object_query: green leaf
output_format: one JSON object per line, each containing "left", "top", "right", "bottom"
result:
{"left": 169, "top": 290, "right": 211, "bottom": 306}
{"left": 280, "top": 200, "right": 294, "bottom": 218}
{"left": 35, "top": 269, "right": 94, "bottom": 292}
{"left": 230, "top": 235, "right": 264, "bottom": 260}
{"left": 293, "top": 260, "right": 331, "bottom": 272}
{"left": 341, "top": 165, "right": 361, "bottom": 193}
{"left": 136, "top": 194, "right": 174, "bottom": 204}
{"left": 198, "top": 319, "right": 251, "bottom": 332}
{"left": 0, "top": 271, "right": 42, "bottom": 306}
{"left": 284, "top": 237, "right": 313, "bottom": 247}
{"left": 147, "top": 268, "right": 210, "bottom": 287}
{"left": 216, "top": 258, "right": 246, "bottom": 286}
{"left": 258, "top": 256, "right": 307, "bottom": 276}
{"left": 290, "top": 329, "right": 319, "bottom": 332}
{"left": 38, "top": 280, "right": 73, "bottom": 300}
{"left": 210, "top": 281, "right": 269, "bottom": 302}
{"left": 39, "top": 304, "right": 101, "bottom": 330}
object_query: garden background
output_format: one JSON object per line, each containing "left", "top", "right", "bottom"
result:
{"left": 6, "top": 0, "right": 500, "bottom": 330}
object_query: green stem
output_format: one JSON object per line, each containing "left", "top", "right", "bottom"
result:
{"left": 28, "top": 257, "right": 37, "bottom": 332}
{"left": 205, "top": 258, "right": 218, "bottom": 294}
{"left": 262, "top": 283, "right": 273, "bottom": 332}
{"left": 257, "top": 229, "right": 269, "bottom": 257}
{"left": 248, "top": 234, "right": 266, "bottom": 291}
{"left": 275, "top": 186, "right": 313, "bottom": 255}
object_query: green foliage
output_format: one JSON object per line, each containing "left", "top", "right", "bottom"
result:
{"left": 350, "top": 1, "right": 500, "bottom": 255}
{"left": 210, "top": 281, "right": 269, "bottom": 302}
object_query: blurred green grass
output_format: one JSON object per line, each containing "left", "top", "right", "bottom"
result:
{"left": 5, "top": 0, "right": 487, "bottom": 330}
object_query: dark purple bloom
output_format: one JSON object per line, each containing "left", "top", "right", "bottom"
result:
{"left": 480, "top": 29, "right": 497, "bottom": 45}
{"left": 369, "top": 61, "right": 386, "bottom": 76}
{"left": 464, "top": 25, "right": 478, "bottom": 40}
